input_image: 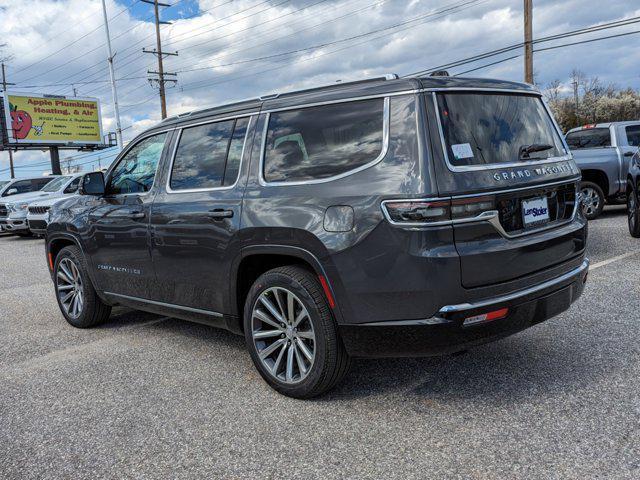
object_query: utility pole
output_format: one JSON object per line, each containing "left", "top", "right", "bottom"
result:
{"left": 101, "top": 0, "right": 123, "bottom": 150}
{"left": 1, "top": 62, "right": 16, "bottom": 179}
{"left": 572, "top": 80, "right": 579, "bottom": 123}
{"left": 142, "top": 0, "right": 178, "bottom": 119}
{"left": 524, "top": 0, "right": 533, "bottom": 84}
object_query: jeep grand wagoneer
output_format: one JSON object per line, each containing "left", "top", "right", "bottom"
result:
{"left": 46, "top": 75, "right": 588, "bottom": 398}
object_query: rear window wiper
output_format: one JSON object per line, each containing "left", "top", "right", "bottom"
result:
{"left": 519, "top": 143, "right": 554, "bottom": 160}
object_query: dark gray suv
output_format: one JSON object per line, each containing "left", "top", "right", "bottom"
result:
{"left": 46, "top": 75, "right": 589, "bottom": 398}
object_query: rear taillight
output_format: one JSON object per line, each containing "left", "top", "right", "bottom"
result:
{"left": 382, "top": 196, "right": 496, "bottom": 226}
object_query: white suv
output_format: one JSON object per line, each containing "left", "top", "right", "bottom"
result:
{"left": 1, "top": 175, "right": 81, "bottom": 236}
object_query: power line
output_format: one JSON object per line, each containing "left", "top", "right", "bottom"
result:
{"left": 12, "top": 0, "right": 141, "bottom": 79}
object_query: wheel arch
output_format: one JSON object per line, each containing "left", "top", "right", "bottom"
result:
{"left": 231, "top": 245, "right": 345, "bottom": 332}
{"left": 580, "top": 169, "right": 610, "bottom": 197}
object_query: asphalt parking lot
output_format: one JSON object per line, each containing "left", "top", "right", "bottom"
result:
{"left": 1, "top": 207, "right": 639, "bottom": 479}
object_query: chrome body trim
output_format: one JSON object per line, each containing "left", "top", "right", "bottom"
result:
{"left": 165, "top": 115, "right": 254, "bottom": 194}
{"left": 380, "top": 180, "right": 580, "bottom": 238}
{"left": 104, "top": 291, "right": 224, "bottom": 317}
{"left": 258, "top": 97, "right": 391, "bottom": 187}
{"left": 438, "top": 259, "right": 589, "bottom": 314}
{"left": 430, "top": 91, "right": 572, "bottom": 173}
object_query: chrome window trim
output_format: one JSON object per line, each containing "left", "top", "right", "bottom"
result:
{"left": 105, "top": 128, "right": 175, "bottom": 198}
{"left": 430, "top": 91, "right": 572, "bottom": 173}
{"left": 165, "top": 115, "right": 254, "bottom": 194}
{"left": 381, "top": 180, "right": 580, "bottom": 238}
{"left": 259, "top": 96, "right": 391, "bottom": 187}
{"left": 104, "top": 292, "right": 224, "bottom": 317}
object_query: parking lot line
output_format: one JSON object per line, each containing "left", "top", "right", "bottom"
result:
{"left": 590, "top": 250, "right": 640, "bottom": 271}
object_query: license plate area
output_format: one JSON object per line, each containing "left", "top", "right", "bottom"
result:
{"left": 522, "top": 196, "right": 550, "bottom": 227}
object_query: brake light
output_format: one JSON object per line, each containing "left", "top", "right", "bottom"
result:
{"left": 463, "top": 307, "right": 509, "bottom": 326}
{"left": 382, "top": 196, "right": 495, "bottom": 225}
{"left": 583, "top": 124, "right": 597, "bottom": 129}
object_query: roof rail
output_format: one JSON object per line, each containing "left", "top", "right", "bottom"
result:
{"left": 260, "top": 73, "right": 401, "bottom": 102}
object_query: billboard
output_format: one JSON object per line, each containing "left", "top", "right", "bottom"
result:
{"left": 2, "top": 92, "right": 103, "bottom": 146}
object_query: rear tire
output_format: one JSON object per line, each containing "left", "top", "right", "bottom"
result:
{"left": 628, "top": 181, "right": 640, "bottom": 238}
{"left": 243, "top": 266, "right": 351, "bottom": 399}
{"left": 54, "top": 246, "right": 111, "bottom": 328}
{"left": 580, "top": 181, "right": 605, "bottom": 220}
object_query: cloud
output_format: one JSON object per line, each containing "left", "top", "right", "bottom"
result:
{"left": 1, "top": 0, "right": 639, "bottom": 178}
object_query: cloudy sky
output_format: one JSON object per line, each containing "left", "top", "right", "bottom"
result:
{"left": 0, "top": 0, "right": 638, "bottom": 179}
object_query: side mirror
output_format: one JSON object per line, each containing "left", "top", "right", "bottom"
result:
{"left": 6, "top": 188, "right": 18, "bottom": 196}
{"left": 79, "top": 172, "right": 105, "bottom": 196}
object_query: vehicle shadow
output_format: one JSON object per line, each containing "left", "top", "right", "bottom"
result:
{"left": 325, "top": 330, "right": 607, "bottom": 405}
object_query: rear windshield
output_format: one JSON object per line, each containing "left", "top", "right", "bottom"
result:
{"left": 566, "top": 128, "right": 611, "bottom": 149}
{"left": 625, "top": 125, "right": 640, "bottom": 147}
{"left": 436, "top": 93, "right": 565, "bottom": 168}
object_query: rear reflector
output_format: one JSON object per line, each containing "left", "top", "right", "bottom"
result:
{"left": 463, "top": 307, "right": 509, "bottom": 326}
{"left": 318, "top": 275, "right": 336, "bottom": 309}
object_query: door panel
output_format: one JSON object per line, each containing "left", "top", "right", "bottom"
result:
{"left": 89, "top": 131, "right": 171, "bottom": 298}
{"left": 150, "top": 116, "right": 253, "bottom": 314}
{"left": 89, "top": 195, "right": 155, "bottom": 297}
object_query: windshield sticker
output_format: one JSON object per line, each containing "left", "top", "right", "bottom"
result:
{"left": 451, "top": 143, "right": 474, "bottom": 160}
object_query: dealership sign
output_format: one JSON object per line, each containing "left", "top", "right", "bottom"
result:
{"left": 2, "top": 92, "right": 103, "bottom": 146}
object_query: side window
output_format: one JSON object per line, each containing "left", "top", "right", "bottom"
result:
{"left": 3, "top": 180, "right": 31, "bottom": 196}
{"left": 566, "top": 128, "right": 611, "bottom": 149}
{"left": 625, "top": 126, "right": 640, "bottom": 147}
{"left": 64, "top": 177, "right": 81, "bottom": 194}
{"left": 223, "top": 117, "right": 250, "bottom": 187}
{"left": 263, "top": 98, "right": 385, "bottom": 183}
{"left": 34, "top": 178, "right": 54, "bottom": 189}
{"left": 169, "top": 117, "right": 249, "bottom": 191}
{"left": 107, "top": 132, "right": 167, "bottom": 195}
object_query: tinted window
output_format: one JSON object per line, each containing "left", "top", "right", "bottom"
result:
{"left": 64, "top": 177, "right": 81, "bottom": 194}
{"left": 170, "top": 117, "right": 249, "bottom": 190}
{"left": 625, "top": 125, "right": 640, "bottom": 147}
{"left": 263, "top": 99, "right": 385, "bottom": 183}
{"left": 223, "top": 117, "right": 250, "bottom": 187}
{"left": 2, "top": 178, "right": 51, "bottom": 196}
{"left": 437, "top": 93, "right": 565, "bottom": 167}
{"left": 171, "top": 121, "right": 233, "bottom": 190}
{"left": 108, "top": 133, "right": 167, "bottom": 194}
{"left": 566, "top": 128, "right": 611, "bottom": 149}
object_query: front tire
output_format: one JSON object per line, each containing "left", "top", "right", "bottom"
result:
{"left": 243, "top": 266, "right": 351, "bottom": 399}
{"left": 580, "top": 181, "right": 605, "bottom": 220}
{"left": 628, "top": 181, "right": 640, "bottom": 238}
{"left": 54, "top": 246, "right": 111, "bottom": 328}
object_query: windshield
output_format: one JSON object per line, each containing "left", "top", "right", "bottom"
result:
{"left": 41, "top": 176, "right": 72, "bottom": 192}
{"left": 436, "top": 93, "right": 566, "bottom": 168}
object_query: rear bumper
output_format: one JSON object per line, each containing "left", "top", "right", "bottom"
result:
{"left": 339, "top": 258, "right": 589, "bottom": 358}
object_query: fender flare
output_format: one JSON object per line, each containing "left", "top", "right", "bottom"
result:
{"left": 231, "top": 244, "right": 346, "bottom": 325}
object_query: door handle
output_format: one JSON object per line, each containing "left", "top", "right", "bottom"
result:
{"left": 128, "top": 211, "right": 146, "bottom": 219}
{"left": 207, "top": 209, "right": 234, "bottom": 219}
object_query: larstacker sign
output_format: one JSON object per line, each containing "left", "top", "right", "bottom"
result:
{"left": 1, "top": 92, "right": 104, "bottom": 148}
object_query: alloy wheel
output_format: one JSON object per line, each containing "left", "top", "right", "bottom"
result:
{"left": 56, "top": 258, "right": 84, "bottom": 319}
{"left": 581, "top": 186, "right": 601, "bottom": 217}
{"left": 251, "top": 287, "right": 316, "bottom": 384}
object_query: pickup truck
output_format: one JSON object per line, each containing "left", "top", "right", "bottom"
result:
{"left": 566, "top": 121, "right": 640, "bottom": 219}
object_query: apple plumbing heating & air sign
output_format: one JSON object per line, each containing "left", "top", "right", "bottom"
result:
{"left": 1, "top": 92, "right": 103, "bottom": 147}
